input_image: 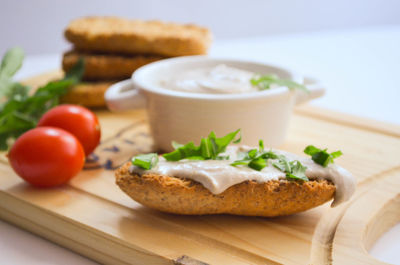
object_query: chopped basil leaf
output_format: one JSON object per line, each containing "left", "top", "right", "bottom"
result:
{"left": 288, "top": 161, "right": 308, "bottom": 181}
{"left": 260, "top": 151, "right": 279, "bottom": 160}
{"left": 248, "top": 157, "right": 267, "bottom": 171}
{"left": 216, "top": 155, "right": 230, "bottom": 160}
{"left": 258, "top": 139, "right": 264, "bottom": 152}
{"left": 186, "top": 156, "right": 205, "bottom": 160}
{"left": 230, "top": 159, "right": 251, "bottom": 166}
{"left": 248, "top": 149, "right": 258, "bottom": 159}
{"left": 132, "top": 153, "right": 159, "bottom": 170}
{"left": 331, "top": 150, "right": 343, "bottom": 159}
{"left": 230, "top": 140, "right": 278, "bottom": 170}
{"left": 231, "top": 139, "right": 308, "bottom": 181}
{"left": 304, "top": 145, "right": 342, "bottom": 167}
{"left": 171, "top": 141, "right": 184, "bottom": 150}
{"left": 251, "top": 74, "right": 308, "bottom": 93}
{"left": 272, "top": 159, "right": 289, "bottom": 172}
{"left": 273, "top": 158, "right": 308, "bottom": 181}
{"left": 233, "top": 133, "right": 242, "bottom": 144}
{"left": 163, "top": 129, "right": 241, "bottom": 161}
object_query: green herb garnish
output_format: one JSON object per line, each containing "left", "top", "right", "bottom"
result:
{"left": 251, "top": 74, "right": 308, "bottom": 93}
{"left": 131, "top": 130, "right": 241, "bottom": 169}
{"left": 273, "top": 159, "right": 308, "bottom": 181}
{"left": 230, "top": 140, "right": 308, "bottom": 181}
{"left": 0, "top": 47, "right": 84, "bottom": 150}
{"left": 304, "top": 145, "right": 342, "bottom": 167}
{"left": 230, "top": 140, "right": 279, "bottom": 171}
{"left": 163, "top": 129, "right": 241, "bottom": 161}
{"left": 132, "top": 153, "right": 159, "bottom": 170}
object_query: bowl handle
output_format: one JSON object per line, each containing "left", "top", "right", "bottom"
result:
{"left": 105, "top": 79, "right": 146, "bottom": 111}
{"left": 295, "top": 76, "right": 325, "bottom": 105}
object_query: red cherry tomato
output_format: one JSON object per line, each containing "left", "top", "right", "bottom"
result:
{"left": 8, "top": 127, "right": 85, "bottom": 188}
{"left": 38, "top": 104, "right": 101, "bottom": 156}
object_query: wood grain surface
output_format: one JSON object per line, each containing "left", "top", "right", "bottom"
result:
{"left": 0, "top": 71, "right": 399, "bottom": 265}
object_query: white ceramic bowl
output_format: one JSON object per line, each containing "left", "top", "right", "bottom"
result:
{"left": 105, "top": 56, "right": 325, "bottom": 151}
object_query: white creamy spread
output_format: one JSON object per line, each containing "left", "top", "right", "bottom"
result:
{"left": 130, "top": 146, "right": 356, "bottom": 207}
{"left": 161, "top": 64, "right": 262, "bottom": 94}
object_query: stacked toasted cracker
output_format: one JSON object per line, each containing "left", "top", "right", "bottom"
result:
{"left": 62, "top": 17, "right": 212, "bottom": 107}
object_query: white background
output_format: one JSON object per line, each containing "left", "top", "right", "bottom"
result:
{"left": 1, "top": 0, "right": 400, "bottom": 55}
{"left": 1, "top": 1, "right": 399, "bottom": 264}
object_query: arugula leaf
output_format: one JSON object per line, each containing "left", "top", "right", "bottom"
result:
{"left": 304, "top": 145, "right": 343, "bottom": 167}
{"left": 251, "top": 74, "right": 308, "bottom": 93}
{"left": 0, "top": 48, "right": 85, "bottom": 150}
{"left": 132, "top": 153, "right": 159, "bottom": 170}
{"left": 163, "top": 129, "right": 241, "bottom": 161}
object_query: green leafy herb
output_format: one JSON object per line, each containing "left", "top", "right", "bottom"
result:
{"left": 163, "top": 129, "right": 241, "bottom": 161}
{"left": 230, "top": 140, "right": 308, "bottom": 181}
{"left": 251, "top": 74, "right": 308, "bottom": 93}
{"left": 0, "top": 48, "right": 85, "bottom": 150}
{"left": 132, "top": 153, "right": 159, "bottom": 170}
{"left": 248, "top": 157, "right": 267, "bottom": 171}
{"left": 171, "top": 141, "right": 184, "bottom": 150}
{"left": 230, "top": 140, "right": 278, "bottom": 171}
{"left": 304, "top": 145, "right": 343, "bottom": 167}
{"left": 273, "top": 159, "right": 308, "bottom": 181}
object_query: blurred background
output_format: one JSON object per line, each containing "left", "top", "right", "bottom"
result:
{"left": 0, "top": 1, "right": 399, "bottom": 264}
{"left": 1, "top": 0, "right": 400, "bottom": 55}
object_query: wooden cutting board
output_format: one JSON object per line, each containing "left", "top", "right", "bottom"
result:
{"left": 0, "top": 71, "right": 399, "bottom": 265}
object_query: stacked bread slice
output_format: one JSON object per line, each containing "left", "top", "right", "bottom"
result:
{"left": 61, "top": 17, "right": 212, "bottom": 107}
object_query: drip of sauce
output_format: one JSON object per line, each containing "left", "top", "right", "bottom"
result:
{"left": 161, "top": 64, "right": 261, "bottom": 94}
{"left": 130, "top": 146, "right": 356, "bottom": 207}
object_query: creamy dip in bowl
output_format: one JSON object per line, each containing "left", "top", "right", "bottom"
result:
{"left": 105, "top": 56, "right": 325, "bottom": 151}
{"left": 162, "top": 64, "right": 259, "bottom": 94}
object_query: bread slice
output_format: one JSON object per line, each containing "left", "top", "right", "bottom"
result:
{"left": 62, "top": 50, "right": 164, "bottom": 81}
{"left": 65, "top": 17, "right": 212, "bottom": 56}
{"left": 115, "top": 162, "right": 336, "bottom": 217}
{"left": 60, "top": 81, "right": 114, "bottom": 108}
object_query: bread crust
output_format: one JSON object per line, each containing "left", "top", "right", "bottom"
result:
{"left": 62, "top": 50, "right": 164, "bottom": 81}
{"left": 60, "top": 81, "right": 114, "bottom": 108}
{"left": 115, "top": 162, "right": 336, "bottom": 217}
{"left": 65, "top": 17, "right": 212, "bottom": 56}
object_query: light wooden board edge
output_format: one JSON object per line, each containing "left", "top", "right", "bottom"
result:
{"left": 310, "top": 166, "right": 400, "bottom": 265}
{"left": 0, "top": 206, "right": 212, "bottom": 265}
{"left": 294, "top": 105, "right": 400, "bottom": 138}
{"left": 0, "top": 191, "right": 171, "bottom": 265}
{"left": 332, "top": 167, "right": 400, "bottom": 264}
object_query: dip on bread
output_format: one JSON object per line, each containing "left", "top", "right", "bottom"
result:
{"left": 130, "top": 145, "right": 356, "bottom": 207}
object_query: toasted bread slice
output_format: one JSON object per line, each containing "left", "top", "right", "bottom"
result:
{"left": 60, "top": 81, "right": 114, "bottom": 108}
{"left": 65, "top": 17, "right": 212, "bottom": 56}
{"left": 115, "top": 162, "right": 336, "bottom": 217}
{"left": 62, "top": 50, "right": 164, "bottom": 81}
